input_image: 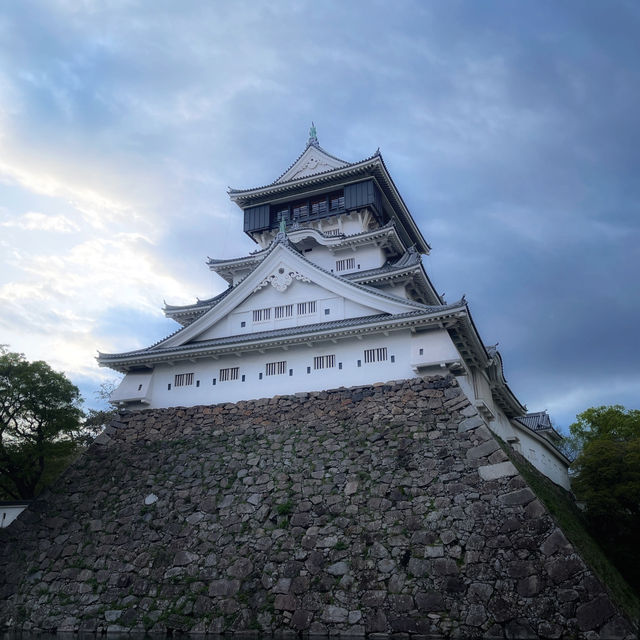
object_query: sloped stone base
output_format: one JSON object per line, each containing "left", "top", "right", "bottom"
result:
{"left": 0, "top": 377, "right": 634, "bottom": 638}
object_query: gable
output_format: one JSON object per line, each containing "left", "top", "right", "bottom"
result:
{"left": 276, "top": 145, "right": 348, "bottom": 183}
{"left": 193, "top": 277, "right": 383, "bottom": 342}
{"left": 155, "top": 241, "right": 422, "bottom": 350}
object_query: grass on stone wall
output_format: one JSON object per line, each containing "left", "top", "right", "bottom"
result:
{"left": 496, "top": 436, "right": 640, "bottom": 625}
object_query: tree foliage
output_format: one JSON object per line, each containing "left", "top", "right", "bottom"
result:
{"left": 569, "top": 405, "right": 640, "bottom": 590}
{"left": 0, "top": 348, "right": 84, "bottom": 499}
{"left": 570, "top": 404, "right": 640, "bottom": 449}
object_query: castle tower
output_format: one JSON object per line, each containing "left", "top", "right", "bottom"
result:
{"left": 98, "top": 128, "right": 569, "bottom": 487}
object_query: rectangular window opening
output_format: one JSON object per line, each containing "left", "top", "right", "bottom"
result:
{"left": 253, "top": 307, "right": 271, "bottom": 322}
{"left": 274, "top": 304, "right": 293, "bottom": 319}
{"left": 266, "top": 361, "right": 287, "bottom": 376}
{"left": 364, "top": 347, "right": 388, "bottom": 363}
{"left": 297, "top": 300, "right": 317, "bottom": 315}
{"left": 335, "top": 257, "right": 355, "bottom": 272}
{"left": 219, "top": 367, "right": 239, "bottom": 382}
{"left": 314, "top": 354, "right": 336, "bottom": 370}
{"left": 174, "top": 372, "right": 194, "bottom": 387}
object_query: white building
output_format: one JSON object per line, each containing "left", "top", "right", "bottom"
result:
{"left": 98, "top": 128, "right": 570, "bottom": 489}
{"left": 0, "top": 501, "right": 30, "bottom": 528}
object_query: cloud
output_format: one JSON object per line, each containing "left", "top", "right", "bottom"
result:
{"left": 0, "top": 0, "right": 638, "bottom": 420}
{"left": 1, "top": 211, "right": 79, "bottom": 233}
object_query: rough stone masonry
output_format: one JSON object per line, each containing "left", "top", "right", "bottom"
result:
{"left": 0, "top": 376, "right": 635, "bottom": 638}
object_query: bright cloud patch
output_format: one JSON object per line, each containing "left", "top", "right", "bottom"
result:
{"left": 1, "top": 211, "right": 79, "bottom": 233}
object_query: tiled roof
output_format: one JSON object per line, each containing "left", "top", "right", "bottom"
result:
{"left": 99, "top": 305, "right": 465, "bottom": 361}
{"left": 164, "top": 286, "right": 235, "bottom": 313}
{"left": 229, "top": 145, "right": 378, "bottom": 195}
{"left": 515, "top": 411, "right": 553, "bottom": 432}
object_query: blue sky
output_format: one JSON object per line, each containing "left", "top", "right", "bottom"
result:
{"left": 1, "top": 1, "right": 638, "bottom": 427}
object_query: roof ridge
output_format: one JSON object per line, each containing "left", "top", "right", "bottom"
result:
{"left": 228, "top": 152, "right": 381, "bottom": 195}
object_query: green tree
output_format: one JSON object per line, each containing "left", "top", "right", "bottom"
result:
{"left": 0, "top": 348, "right": 84, "bottom": 499}
{"left": 570, "top": 405, "right": 640, "bottom": 449}
{"left": 570, "top": 405, "right": 640, "bottom": 590}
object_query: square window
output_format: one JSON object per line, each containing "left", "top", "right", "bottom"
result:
{"left": 241, "top": 321, "right": 246, "bottom": 328}
{"left": 325, "top": 308, "right": 330, "bottom": 315}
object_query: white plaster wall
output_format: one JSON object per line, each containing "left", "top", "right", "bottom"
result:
{"left": 302, "top": 244, "right": 386, "bottom": 274}
{"left": 117, "top": 328, "right": 468, "bottom": 410}
{"left": 513, "top": 426, "right": 571, "bottom": 490}
{"left": 0, "top": 505, "right": 28, "bottom": 528}
{"left": 196, "top": 280, "right": 381, "bottom": 341}
{"left": 410, "top": 329, "right": 461, "bottom": 366}
{"left": 110, "top": 371, "right": 153, "bottom": 404}
{"left": 455, "top": 376, "right": 571, "bottom": 490}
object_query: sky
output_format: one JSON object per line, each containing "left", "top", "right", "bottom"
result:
{"left": 1, "top": 1, "right": 638, "bottom": 429}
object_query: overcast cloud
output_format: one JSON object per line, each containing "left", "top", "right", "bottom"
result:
{"left": 1, "top": 0, "right": 638, "bottom": 428}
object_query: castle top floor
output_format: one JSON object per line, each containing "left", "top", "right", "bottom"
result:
{"left": 228, "top": 128, "right": 430, "bottom": 253}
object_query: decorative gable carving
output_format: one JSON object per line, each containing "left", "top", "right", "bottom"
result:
{"left": 276, "top": 145, "right": 348, "bottom": 184}
{"left": 254, "top": 264, "right": 311, "bottom": 293}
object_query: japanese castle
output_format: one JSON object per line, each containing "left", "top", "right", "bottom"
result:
{"left": 99, "top": 127, "right": 570, "bottom": 488}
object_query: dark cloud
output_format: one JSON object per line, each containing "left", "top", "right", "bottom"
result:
{"left": 1, "top": 0, "right": 638, "bottom": 424}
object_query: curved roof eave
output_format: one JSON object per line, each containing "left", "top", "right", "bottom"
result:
{"left": 97, "top": 305, "right": 466, "bottom": 371}
{"left": 229, "top": 152, "right": 430, "bottom": 255}
{"left": 229, "top": 150, "right": 379, "bottom": 198}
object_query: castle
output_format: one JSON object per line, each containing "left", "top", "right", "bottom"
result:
{"left": 98, "top": 127, "right": 569, "bottom": 489}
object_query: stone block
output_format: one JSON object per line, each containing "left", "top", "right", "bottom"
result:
{"left": 465, "top": 603, "right": 487, "bottom": 627}
{"left": 322, "top": 605, "right": 348, "bottom": 623}
{"left": 478, "top": 461, "right": 518, "bottom": 481}
{"left": 466, "top": 440, "right": 500, "bottom": 460}
{"left": 546, "top": 557, "right": 583, "bottom": 584}
{"left": 540, "top": 528, "right": 572, "bottom": 557}
{"left": 576, "top": 596, "right": 616, "bottom": 631}
{"left": 274, "top": 594, "right": 298, "bottom": 612}
{"left": 415, "top": 591, "right": 444, "bottom": 612}
{"left": 291, "top": 609, "right": 312, "bottom": 631}
{"left": 326, "top": 561, "right": 349, "bottom": 576}
{"left": 500, "top": 487, "right": 535, "bottom": 506}
{"left": 227, "top": 557, "right": 253, "bottom": 578}
{"left": 208, "top": 579, "right": 240, "bottom": 597}
{"left": 458, "top": 415, "right": 485, "bottom": 433}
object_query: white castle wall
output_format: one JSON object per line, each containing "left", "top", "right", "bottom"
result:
{"left": 196, "top": 280, "right": 382, "bottom": 341}
{"left": 115, "top": 328, "right": 462, "bottom": 408}
{"left": 299, "top": 244, "right": 386, "bottom": 274}
{"left": 457, "top": 375, "right": 570, "bottom": 490}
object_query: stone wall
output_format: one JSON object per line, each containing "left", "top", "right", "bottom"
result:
{"left": 0, "top": 377, "right": 634, "bottom": 638}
